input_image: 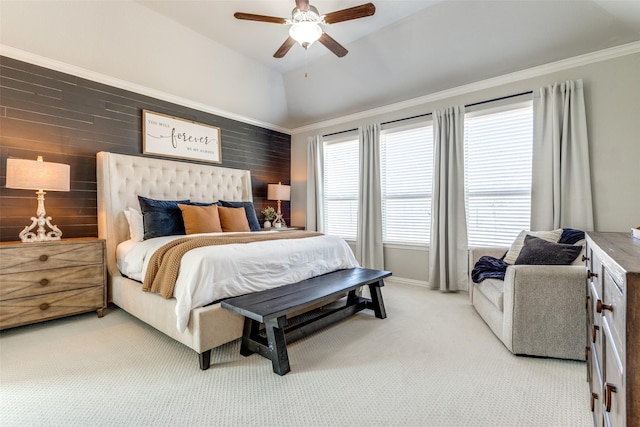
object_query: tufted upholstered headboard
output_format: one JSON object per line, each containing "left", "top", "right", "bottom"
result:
{"left": 96, "top": 151, "right": 253, "bottom": 280}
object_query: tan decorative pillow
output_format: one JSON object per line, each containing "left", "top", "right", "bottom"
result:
{"left": 178, "top": 204, "right": 222, "bottom": 234}
{"left": 218, "top": 206, "right": 251, "bottom": 232}
{"left": 503, "top": 229, "right": 563, "bottom": 264}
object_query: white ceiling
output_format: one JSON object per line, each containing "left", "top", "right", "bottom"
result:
{"left": 138, "top": 0, "right": 640, "bottom": 129}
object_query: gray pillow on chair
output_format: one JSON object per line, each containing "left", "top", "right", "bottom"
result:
{"left": 514, "top": 235, "right": 582, "bottom": 265}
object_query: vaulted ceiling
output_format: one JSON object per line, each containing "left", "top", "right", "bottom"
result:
{"left": 137, "top": 0, "right": 640, "bottom": 128}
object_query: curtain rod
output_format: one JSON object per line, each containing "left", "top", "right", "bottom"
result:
{"left": 465, "top": 90, "right": 533, "bottom": 109}
{"left": 325, "top": 90, "right": 534, "bottom": 135}
{"left": 381, "top": 112, "right": 432, "bottom": 126}
{"left": 323, "top": 128, "right": 358, "bottom": 138}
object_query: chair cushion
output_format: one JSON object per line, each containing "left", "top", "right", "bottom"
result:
{"left": 474, "top": 278, "right": 505, "bottom": 311}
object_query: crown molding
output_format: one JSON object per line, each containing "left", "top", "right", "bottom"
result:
{"left": 290, "top": 40, "right": 640, "bottom": 135}
{"left": 0, "top": 45, "right": 291, "bottom": 135}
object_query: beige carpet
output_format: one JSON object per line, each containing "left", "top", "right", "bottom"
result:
{"left": 0, "top": 281, "right": 591, "bottom": 426}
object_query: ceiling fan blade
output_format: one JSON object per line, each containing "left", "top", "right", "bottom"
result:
{"left": 234, "top": 12, "right": 287, "bottom": 24}
{"left": 274, "top": 37, "right": 296, "bottom": 58}
{"left": 318, "top": 33, "right": 348, "bottom": 58}
{"left": 323, "top": 3, "right": 376, "bottom": 24}
{"left": 295, "top": 0, "right": 310, "bottom": 12}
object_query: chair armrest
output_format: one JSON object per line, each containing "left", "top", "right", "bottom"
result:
{"left": 467, "top": 247, "right": 509, "bottom": 300}
{"left": 502, "top": 264, "right": 587, "bottom": 359}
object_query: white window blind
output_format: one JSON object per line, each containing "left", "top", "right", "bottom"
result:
{"left": 381, "top": 121, "right": 433, "bottom": 246}
{"left": 323, "top": 136, "right": 359, "bottom": 240}
{"left": 464, "top": 100, "right": 533, "bottom": 247}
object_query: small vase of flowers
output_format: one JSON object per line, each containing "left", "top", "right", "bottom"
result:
{"left": 261, "top": 206, "right": 276, "bottom": 229}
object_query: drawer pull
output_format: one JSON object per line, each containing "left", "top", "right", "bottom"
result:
{"left": 587, "top": 270, "right": 598, "bottom": 279}
{"left": 591, "top": 392, "right": 598, "bottom": 412}
{"left": 596, "top": 300, "right": 613, "bottom": 313}
{"left": 585, "top": 346, "right": 590, "bottom": 360}
{"left": 605, "top": 383, "right": 617, "bottom": 412}
{"left": 582, "top": 255, "right": 589, "bottom": 262}
{"left": 585, "top": 295, "right": 590, "bottom": 308}
{"left": 39, "top": 254, "right": 49, "bottom": 262}
{"left": 39, "top": 303, "right": 50, "bottom": 311}
{"left": 40, "top": 278, "right": 50, "bottom": 286}
{"left": 592, "top": 325, "right": 599, "bottom": 343}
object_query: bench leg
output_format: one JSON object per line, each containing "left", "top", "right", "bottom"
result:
{"left": 240, "top": 317, "right": 260, "bottom": 357}
{"left": 368, "top": 281, "right": 387, "bottom": 319}
{"left": 265, "top": 316, "right": 290, "bottom": 376}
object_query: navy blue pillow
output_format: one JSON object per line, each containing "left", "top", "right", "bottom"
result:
{"left": 218, "top": 201, "right": 261, "bottom": 232}
{"left": 138, "top": 196, "right": 190, "bottom": 240}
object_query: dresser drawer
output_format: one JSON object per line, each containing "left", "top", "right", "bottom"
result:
{"left": 0, "top": 286, "right": 104, "bottom": 329}
{"left": 0, "top": 242, "right": 103, "bottom": 274}
{"left": 602, "top": 270, "right": 625, "bottom": 364}
{"left": 587, "top": 247, "right": 603, "bottom": 296}
{"left": 0, "top": 265, "right": 104, "bottom": 301}
{"left": 590, "top": 344, "right": 604, "bottom": 427}
{"left": 603, "top": 323, "right": 625, "bottom": 427}
{"left": 590, "top": 282, "right": 604, "bottom": 351}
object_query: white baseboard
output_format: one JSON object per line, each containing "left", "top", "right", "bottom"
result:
{"left": 384, "top": 276, "right": 429, "bottom": 288}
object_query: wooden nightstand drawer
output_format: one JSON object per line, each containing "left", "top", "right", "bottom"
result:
{"left": 0, "top": 238, "right": 106, "bottom": 330}
{"left": 0, "top": 242, "right": 103, "bottom": 273}
{"left": 0, "top": 265, "right": 104, "bottom": 301}
{"left": 0, "top": 286, "right": 104, "bottom": 329}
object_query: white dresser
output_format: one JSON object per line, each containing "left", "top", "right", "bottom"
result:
{"left": 585, "top": 232, "right": 640, "bottom": 427}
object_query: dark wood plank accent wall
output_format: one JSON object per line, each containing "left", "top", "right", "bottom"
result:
{"left": 0, "top": 56, "right": 291, "bottom": 242}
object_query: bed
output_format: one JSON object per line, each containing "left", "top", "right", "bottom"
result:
{"left": 96, "top": 151, "right": 358, "bottom": 369}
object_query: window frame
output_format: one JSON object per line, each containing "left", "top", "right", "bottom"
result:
{"left": 380, "top": 118, "right": 434, "bottom": 247}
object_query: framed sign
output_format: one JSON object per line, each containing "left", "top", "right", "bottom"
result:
{"left": 142, "top": 110, "right": 222, "bottom": 163}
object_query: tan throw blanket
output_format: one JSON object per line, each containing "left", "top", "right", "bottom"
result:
{"left": 143, "top": 231, "right": 322, "bottom": 298}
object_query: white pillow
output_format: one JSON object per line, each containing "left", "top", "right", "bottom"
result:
{"left": 123, "top": 208, "right": 144, "bottom": 242}
{"left": 503, "top": 229, "right": 563, "bottom": 265}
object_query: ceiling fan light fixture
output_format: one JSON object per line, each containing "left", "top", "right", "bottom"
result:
{"left": 289, "top": 22, "right": 322, "bottom": 48}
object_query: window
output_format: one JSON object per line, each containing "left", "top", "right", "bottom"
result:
{"left": 323, "top": 135, "right": 359, "bottom": 240}
{"left": 464, "top": 100, "right": 533, "bottom": 247}
{"left": 380, "top": 122, "right": 433, "bottom": 246}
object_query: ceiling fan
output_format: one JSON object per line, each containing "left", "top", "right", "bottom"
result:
{"left": 234, "top": 0, "right": 376, "bottom": 58}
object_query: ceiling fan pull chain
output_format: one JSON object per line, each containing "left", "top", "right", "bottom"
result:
{"left": 304, "top": 50, "right": 309, "bottom": 78}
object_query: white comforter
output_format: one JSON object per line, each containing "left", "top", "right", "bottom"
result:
{"left": 117, "top": 232, "right": 359, "bottom": 332}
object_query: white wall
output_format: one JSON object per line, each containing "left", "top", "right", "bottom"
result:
{"left": 290, "top": 52, "right": 640, "bottom": 283}
{"left": 0, "top": 0, "right": 289, "bottom": 130}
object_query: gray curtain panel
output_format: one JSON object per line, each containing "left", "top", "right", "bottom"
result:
{"left": 531, "top": 79, "right": 594, "bottom": 231}
{"left": 429, "top": 106, "right": 469, "bottom": 291}
{"left": 356, "top": 124, "right": 384, "bottom": 270}
{"left": 306, "top": 135, "right": 324, "bottom": 232}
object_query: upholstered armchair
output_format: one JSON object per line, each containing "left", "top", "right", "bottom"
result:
{"left": 468, "top": 231, "right": 587, "bottom": 361}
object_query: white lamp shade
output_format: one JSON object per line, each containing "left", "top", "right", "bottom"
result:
{"left": 267, "top": 183, "right": 291, "bottom": 201}
{"left": 6, "top": 158, "right": 70, "bottom": 192}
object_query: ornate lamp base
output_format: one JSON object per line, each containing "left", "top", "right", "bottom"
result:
{"left": 18, "top": 190, "right": 63, "bottom": 243}
{"left": 274, "top": 200, "right": 287, "bottom": 228}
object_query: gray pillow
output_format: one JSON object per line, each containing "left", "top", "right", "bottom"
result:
{"left": 514, "top": 235, "right": 582, "bottom": 265}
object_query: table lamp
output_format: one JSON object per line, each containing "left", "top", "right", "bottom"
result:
{"left": 6, "top": 156, "right": 70, "bottom": 242}
{"left": 267, "top": 182, "right": 290, "bottom": 228}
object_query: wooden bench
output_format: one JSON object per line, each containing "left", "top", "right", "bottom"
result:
{"left": 221, "top": 267, "right": 391, "bottom": 375}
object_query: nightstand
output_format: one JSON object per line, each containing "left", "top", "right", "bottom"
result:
{"left": 0, "top": 238, "right": 106, "bottom": 330}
